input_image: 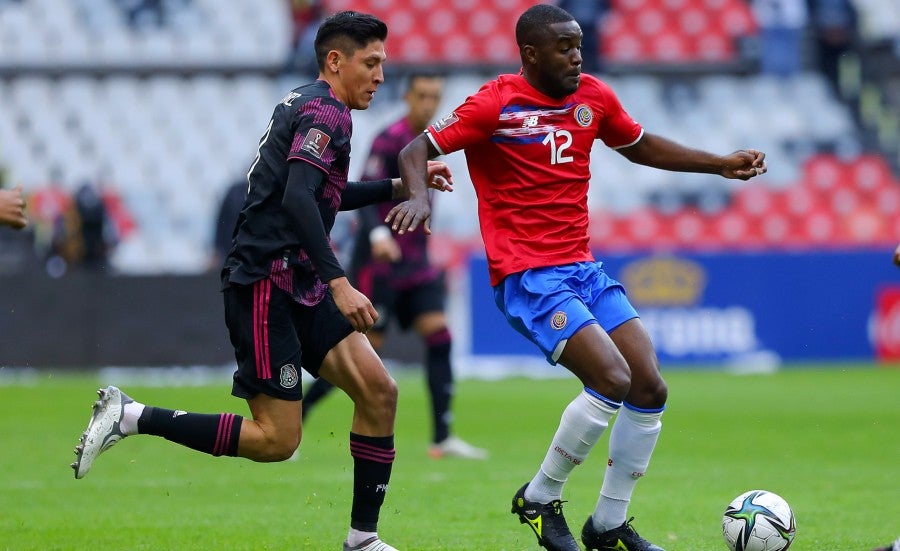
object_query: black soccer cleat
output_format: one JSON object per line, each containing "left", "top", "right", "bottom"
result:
{"left": 581, "top": 516, "right": 666, "bottom": 551}
{"left": 511, "top": 483, "right": 580, "bottom": 551}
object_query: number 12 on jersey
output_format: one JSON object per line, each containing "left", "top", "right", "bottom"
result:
{"left": 542, "top": 130, "right": 573, "bottom": 165}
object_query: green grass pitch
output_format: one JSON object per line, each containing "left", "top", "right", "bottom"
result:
{"left": 1, "top": 364, "right": 898, "bottom": 550}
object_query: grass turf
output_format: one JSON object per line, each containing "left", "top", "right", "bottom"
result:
{"left": 0, "top": 364, "right": 897, "bottom": 550}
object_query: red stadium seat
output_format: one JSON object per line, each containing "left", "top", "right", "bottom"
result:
{"left": 733, "top": 184, "right": 773, "bottom": 218}
{"left": 691, "top": 29, "right": 735, "bottom": 61}
{"left": 678, "top": 4, "right": 711, "bottom": 37}
{"left": 802, "top": 154, "right": 847, "bottom": 193}
{"left": 711, "top": 210, "right": 762, "bottom": 248}
{"left": 650, "top": 31, "right": 692, "bottom": 62}
{"left": 801, "top": 207, "right": 839, "bottom": 246}
{"left": 876, "top": 185, "right": 900, "bottom": 216}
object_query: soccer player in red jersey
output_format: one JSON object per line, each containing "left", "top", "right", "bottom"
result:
{"left": 389, "top": 4, "right": 767, "bottom": 551}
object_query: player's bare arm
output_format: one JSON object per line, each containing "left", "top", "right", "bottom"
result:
{"left": 0, "top": 185, "right": 28, "bottom": 229}
{"left": 618, "top": 132, "right": 766, "bottom": 180}
{"left": 387, "top": 134, "right": 442, "bottom": 234}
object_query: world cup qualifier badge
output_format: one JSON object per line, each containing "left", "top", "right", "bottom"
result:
{"left": 280, "top": 364, "right": 299, "bottom": 388}
{"left": 551, "top": 311, "right": 568, "bottom": 330}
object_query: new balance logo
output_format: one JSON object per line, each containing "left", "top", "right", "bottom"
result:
{"left": 375, "top": 483, "right": 389, "bottom": 493}
{"left": 172, "top": 410, "right": 187, "bottom": 418}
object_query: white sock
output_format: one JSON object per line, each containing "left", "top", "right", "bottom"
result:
{"left": 346, "top": 528, "right": 377, "bottom": 547}
{"left": 593, "top": 405, "right": 663, "bottom": 532}
{"left": 525, "top": 389, "right": 619, "bottom": 503}
{"left": 120, "top": 401, "right": 145, "bottom": 436}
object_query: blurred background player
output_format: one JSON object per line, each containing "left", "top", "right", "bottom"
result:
{"left": 302, "top": 73, "right": 488, "bottom": 460}
{"left": 0, "top": 184, "right": 28, "bottom": 229}
{"left": 390, "top": 4, "right": 767, "bottom": 551}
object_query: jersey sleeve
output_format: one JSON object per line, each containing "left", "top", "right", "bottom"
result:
{"left": 592, "top": 79, "right": 644, "bottom": 150}
{"left": 426, "top": 82, "right": 500, "bottom": 155}
{"left": 286, "top": 96, "right": 351, "bottom": 172}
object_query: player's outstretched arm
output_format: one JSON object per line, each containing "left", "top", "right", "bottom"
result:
{"left": 618, "top": 132, "right": 766, "bottom": 180}
{"left": 339, "top": 162, "right": 451, "bottom": 212}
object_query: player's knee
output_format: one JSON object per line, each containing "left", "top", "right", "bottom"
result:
{"left": 630, "top": 376, "right": 668, "bottom": 410}
{"left": 372, "top": 375, "right": 398, "bottom": 412}
{"left": 606, "top": 367, "right": 632, "bottom": 400}
{"left": 259, "top": 431, "right": 301, "bottom": 462}
{"left": 273, "top": 439, "right": 300, "bottom": 462}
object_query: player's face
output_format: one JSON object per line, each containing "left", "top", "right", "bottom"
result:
{"left": 341, "top": 40, "right": 386, "bottom": 110}
{"left": 534, "top": 21, "right": 583, "bottom": 98}
{"left": 405, "top": 77, "right": 444, "bottom": 132}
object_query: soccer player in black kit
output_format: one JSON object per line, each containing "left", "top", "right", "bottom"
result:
{"left": 71, "top": 11, "right": 448, "bottom": 551}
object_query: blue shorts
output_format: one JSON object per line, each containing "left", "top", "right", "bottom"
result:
{"left": 493, "top": 262, "right": 639, "bottom": 365}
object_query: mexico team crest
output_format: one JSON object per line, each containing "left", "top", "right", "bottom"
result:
{"left": 551, "top": 311, "right": 568, "bottom": 330}
{"left": 574, "top": 104, "right": 593, "bottom": 127}
{"left": 280, "top": 364, "right": 299, "bottom": 388}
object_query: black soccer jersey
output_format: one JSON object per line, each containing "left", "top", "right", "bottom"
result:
{"left": 222, "top": 80, "right": 353, "bottom": 306}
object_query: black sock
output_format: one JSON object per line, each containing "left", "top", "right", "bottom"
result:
{"left": 425, "top": 329, "right": 454, "bottom": 444}
{"left": 349, "top": 432, "right": 395, "bottom": 532}
{"left": 138, "top": 406, "right": 242, "bottom": 457}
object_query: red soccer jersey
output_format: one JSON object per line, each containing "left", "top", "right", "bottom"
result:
{"left": 427, "top": 73, "right": 643, "bottom": 286}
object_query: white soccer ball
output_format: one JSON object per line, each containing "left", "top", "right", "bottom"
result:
{"left": 722, "top": 490, "right": 796, "bottom": 551}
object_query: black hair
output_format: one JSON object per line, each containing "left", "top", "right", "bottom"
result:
{"left": 405, "top": 71, "right": 445, "bottom": 92}
{"left": 314, "top": 11, "right": 388, "bottom": 70}
{"left": 515, "top": 4, "right": 575, "bottom": 48}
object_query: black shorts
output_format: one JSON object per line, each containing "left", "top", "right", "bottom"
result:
{"left": 223, "top": 279, "right": 353, "bottom": 401}
{"left": 369, "top": 273, "right": 446, "bottom": 332}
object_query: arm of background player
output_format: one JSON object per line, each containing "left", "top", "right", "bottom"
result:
{"left": 617, "top": 132, "right": 766, "bottom": 180}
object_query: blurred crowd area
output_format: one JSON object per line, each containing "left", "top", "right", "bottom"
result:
{"left": 0, "top": 0, "right": 898, "bottom": 276}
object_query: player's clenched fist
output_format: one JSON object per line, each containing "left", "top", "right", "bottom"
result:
{"left": 329, "top": 276, "right": 379, "bottom": 333}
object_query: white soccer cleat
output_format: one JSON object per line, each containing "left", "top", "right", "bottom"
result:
{"left": 428, "top": 435, "right": 489, "bottom": 460}
{"left": 71, "top": 386, "right": 133, "bottom": 479}
{"left": 342, "top": 536, "right": 399, "bottom": 551}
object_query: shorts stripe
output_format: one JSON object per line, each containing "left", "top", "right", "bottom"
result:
{"left": 350, "top": 441, "right": 396, "bottom": 464}
{"left": 254, "top": 279, "right": 271, "bottom": 380}
{"left": 213, "top": 413, "right": 235, "bottom": 456}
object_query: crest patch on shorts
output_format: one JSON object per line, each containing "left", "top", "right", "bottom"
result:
{"left": 551, "top": 311, "right": 567, "bottom": 330}
{"left": 280, "top": 364, "right": 299, "bottom": 388}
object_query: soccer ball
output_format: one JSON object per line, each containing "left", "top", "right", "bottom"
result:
{"left": 722, "top": 490, "right": 796, "bottom": 551}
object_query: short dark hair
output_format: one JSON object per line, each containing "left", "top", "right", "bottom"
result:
{"left": 405, "top": 71, "right": 445, "bottom": 92}
{"left": 314, "top": 11, "right": 388, "bottom": 70}
{"left": 515, "top": 4, "right": 574, "bottom": 48}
